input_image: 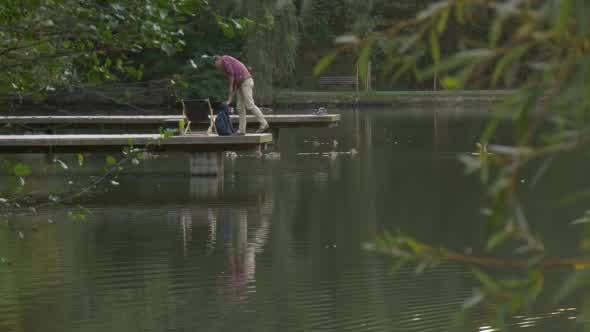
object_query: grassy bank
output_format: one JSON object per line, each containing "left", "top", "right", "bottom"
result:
{"left": 273, "top": 90, "right": 514, "bottom": 106}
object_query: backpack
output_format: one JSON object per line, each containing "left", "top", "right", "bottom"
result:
{"left": 214, "top": 103, "right": 235, "bottom": 136}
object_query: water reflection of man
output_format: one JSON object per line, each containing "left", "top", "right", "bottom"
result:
{"left": 213, "top": 55, "right": 269, "bottom": 135}
{"left": 217, "top": 197, "right": 272, "bottom": 304}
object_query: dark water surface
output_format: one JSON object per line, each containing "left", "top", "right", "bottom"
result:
{"left": 0, "top": 104, "right": 587, "bottom": 331}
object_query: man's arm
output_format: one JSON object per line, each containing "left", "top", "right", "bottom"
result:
{"left": 227, "top": 76, "right": 234, "bottom": 105}
{"left": 220, "top": 57, "right": 235, "bottom": 105}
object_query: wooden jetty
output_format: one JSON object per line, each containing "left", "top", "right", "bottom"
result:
{"left": 0, "top": 112, "right": 339, "bottom": 175}
{"left": 0, "top": 133, "right": 272, "bottom": 153}
{"left": 0, "top": 115, "right": 178, "bottom": 125}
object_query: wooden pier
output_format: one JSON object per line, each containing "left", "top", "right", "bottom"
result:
{"left": 0, "top": 112, "right": 339, "bottom": 175}
{"left": 0, "top": 114, "right": 340, "bottom": 131}
{"left": 0, "top": 133, "right": 272, "bottom": 153}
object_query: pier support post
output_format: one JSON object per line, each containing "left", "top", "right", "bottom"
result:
{"left": 271, "top": 128, "right": 280, "bottom": 146}
{"left": 189, "top": 151, "right": 224, "bottom": 176}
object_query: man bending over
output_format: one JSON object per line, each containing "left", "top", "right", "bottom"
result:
{"left": 214, "top": 55, "right": 269, "bottom": 134}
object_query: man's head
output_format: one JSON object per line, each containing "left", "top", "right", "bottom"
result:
{"left": 213, "top": 55, "right": 223, "bottom": 69}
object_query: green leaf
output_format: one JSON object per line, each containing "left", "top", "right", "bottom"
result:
{"left": 13, "top": 163, "right": 31, "bottom": 177}
{"left": 418, "top": 53, "right": 475, "bottom": 80}
{"left": 492, "top": 45, "right": 530, "bottom": 87}
{"left": 231, "top": 18, "right": 243, "bottom": 31}
{"left": 429, "top": 29, "right": 441, "bottom": 64}
{"left": 440, "top": 76, "right": 459, "bottom": 89}
{"left": 572, "top": 211, "right": 590, "bottom": 225}
{"left": 178, "top": 118, "right": 186, "bottom": 133}
{"left": 218, "top": 21, "right": 235, "bottom": 39}
{"left": 160, "top": 43, "right": 174, "bottom": 55}
{"left": 415, "top": 262, "right": 428, "bottom": 274}
{"left": 486, "top": 229, "right": 513, "bottom": 251}
{"left": 472, "top": 268, "right": 500, "bottom": 292}
{"left": 516, "top": 86, "right": 543, "bottom": 143}
{"left": 463, "top": 290, "right": 485, "bottom": 309}
{"left": 54, "top": 159, "right": 68, "bottom": 170}
{"left": 77, "top": 154, "right": 85, "bottom": 166}
{"left": 106, "top": 155, "right": 117, "bottom": 166}
{"left": 554, "top": 269, "right": 590, "bottom": 303}
{"left": 455, "top": 49, "right": 495, "bottom": 59}
{"left": 437, "top": 8, "right": 450, "bottom": 34}
{"left": 403, "top": 236, "right": 425, "bottom": 254}
{"left": 555, "top": 0, "right": 574, "bottom": 34}
{"left": 458, "top": 155, "right": 482, "bottom": 175}
{"left": 530, "top": 156, "right": 555, "bottom": 188}
{"left": 313, "top": 51, "right": 339, "bottom": 76}
{"left": 529, "top": 271, "right": 544, "bottom": 301}
{"left": 357, "top": 43, "right": 372, "bottom": 84}
{"left": 489, "top": 16, "right": 505, "bottom": 48}
{"left": 416, "top": 2, "right": 447, "bottom": 20}
{"left": 455, "top": 1, "right": 466, "bottom": 24}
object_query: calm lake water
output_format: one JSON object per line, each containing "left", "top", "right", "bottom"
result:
{"left": 0, "top": 102, "right": 587, "bottom": 331}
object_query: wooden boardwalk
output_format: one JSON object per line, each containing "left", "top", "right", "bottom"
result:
{"left": 0, "top": 114, "right": 340, "bottom": 128}
{"left": 0, "top": 115, "right": 179, "bottom": 124}
{"left": 0, "top": 133, "right": 272, "bottom": 153}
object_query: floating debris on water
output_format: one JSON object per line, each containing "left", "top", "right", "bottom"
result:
{"left": 305, "top": 138, "right": 340, "bottom": 148}
{"left": 224, "top": 151, "right": 282, "bottom": 160}
{"left": 225, "top": 151, "right": 238, "bottom": 160}
{"left": 314, "top": 107, "right": 328, "bottom": 115}
{"left": 297, "top": 148, "right": 359, "bottom": 158}
{"left": 263, "top": 152, "right": 281, "bottom": 160}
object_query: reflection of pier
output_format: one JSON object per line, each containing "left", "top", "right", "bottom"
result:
{"left": 189, "top": 175, "right": 223, "bottom": 199}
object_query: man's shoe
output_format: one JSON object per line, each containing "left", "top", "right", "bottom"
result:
{"left": 234, "top": 131, "right": 245, "bottom": 136}
{"left": 255, "top": 124, "right": 270, "bottom": 133}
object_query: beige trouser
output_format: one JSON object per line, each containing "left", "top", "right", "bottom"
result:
{"left": 236, "top": 78, "right": 268, "bottom": 133}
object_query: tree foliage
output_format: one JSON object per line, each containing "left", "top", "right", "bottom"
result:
{"left": 0, "top": 0, "right": 209, "bottom": 101}
{"left": 339, "top": 0, "right": 590, "bottom": 328}
{"left": 241, "top": 0, "right": 299, "bottom": 103}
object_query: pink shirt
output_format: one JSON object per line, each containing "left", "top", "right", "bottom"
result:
{"left": 219, "top": 55, "right": 251, "bottom": 89}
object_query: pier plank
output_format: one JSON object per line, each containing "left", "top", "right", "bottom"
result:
{"left": 0, "top": 133, "right": 272, "bottom": 153}
{"left": 0, "top": 114, "right": 340, "bottom": 128}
